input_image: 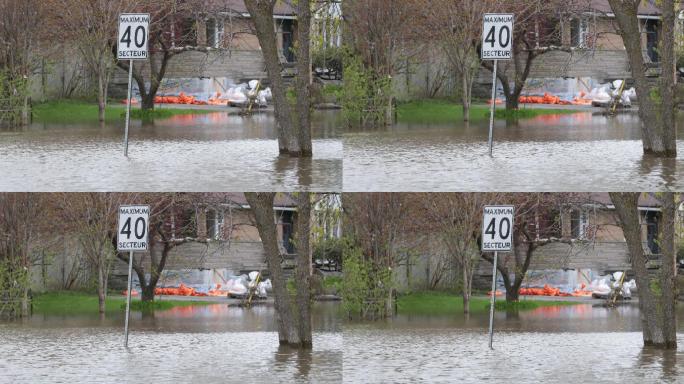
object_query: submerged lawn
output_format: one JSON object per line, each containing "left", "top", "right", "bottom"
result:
{"left": 397, "top": 291, "right": 582, "bottom": 316}
{"left": 32, "top": 291, "right": 213, "bottom": 315}
{"left": 396, "top": 99, "right": 580, "bottom": 124}
{"left": 32, "top": 100, "right": 216, "bottom": 124}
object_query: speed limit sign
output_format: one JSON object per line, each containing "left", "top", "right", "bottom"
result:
{"left": 117, "top": 205, "right": 150, "bottom": 251}
{"left": 482, "top": 14, "right": 514, "bottom": 60}
{"left": 117, "top": 13, "right": 150, "bottom": 60}
{"left": 482, "top": 205, "right": 514, "bottom": 251}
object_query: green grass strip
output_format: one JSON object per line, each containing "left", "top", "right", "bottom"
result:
{"left": 397, "top": 291, "right": 582, "bottom": 315}
{"left": 32, "top": 291, "right": 214, "bottom": 315}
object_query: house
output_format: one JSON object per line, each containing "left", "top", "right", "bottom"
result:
{"left": 107, "top": 193, "right": 333, "bottom": 290}
{"left": 391, "top": 193, "right": 669, "bottom": 292}
{"left": 471, "top": 192, "right": 666, "bottom": 291}
{"left": 109, "top": 1, "right": 299, "bottom": 99}
{"left": 475, "top": 0, "right": 684, "bottom": 99}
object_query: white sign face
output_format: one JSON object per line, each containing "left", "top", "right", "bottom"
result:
{"left": 117, "top": 13, "right": 150, "bottom": 60}
{"left": 117, "top": 205, "right": 150, "bottom": 251}
{"left": 482, "top": 205, "right": 514, "bottom": 252}
{"left": 482, "top": 13, "right": 514, "bottom": 60}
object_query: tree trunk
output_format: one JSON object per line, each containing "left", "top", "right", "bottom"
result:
{"left": 141, "top": 284, "right": 154, "bottom": 302}
{"left": 505, "top": 88, "right": 520, "bottom": 111}
{"left": 244, "top": 0, "right": 299, "bottom": 155}
{"left": 245, "top": 192, "right": 301, "bottom": 345}
{"left": 141, "top": 94, "right": 154, "bottom": 112}
{"left": 295, "top": 0, "right": 313, "bottom": 157}
{"left": 610, "top": 192, "right": 677, "bottom": 349}
{"left": 97, "top": 71, "right": 106, "bottom": 122}
{"left": 462, "top": 262, "right": 470, "bottom": 314}
{"left": 505, "top": 285, "right": 519, "bottom": 302}
{"left": 295, "top": 192, "right": 313, "bottom": 348}
{"left": 21, "top": 285, "right": 29, "bottom": 317}
{"left": 608, "top": 0, "right": 677, "bottom": 157}
{"left": 659, "top": 192, "right": 678, "bottom": 347}
{"left": 461, "top": 73, "right": 471, "bottom": 122}
{"left": 97, "top": 264, "right": 106, "bottom": 314}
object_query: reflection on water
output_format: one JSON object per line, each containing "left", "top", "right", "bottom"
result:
{"left": 0, "top": 303, "right": 341, "bottom": 384}
{"left": 0, "top": 111, "right": 342, "bottom": 191}
{"left": 343, "top": 112, "right": 684, "bottom": 191}
{"left": 344, "top": 304, "right": 684, "bottom": 383}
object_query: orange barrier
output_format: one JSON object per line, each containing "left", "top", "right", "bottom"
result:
{"left": 121, "top": 290, "right": 139, "bottom": 296}
{"left": 519, "top": 93, "right": 573, "bottom": 106}
{"left": 154, "top": 283, "right": 207, "bottom": 297}
{"left": 120, "top": 98, "right": 139, "bottom": 105}
{"left": 153, "top": 92, "right": 209, "bottom": 106}
{"left": 488, "top": 283, "right": 595, "bottom": 298}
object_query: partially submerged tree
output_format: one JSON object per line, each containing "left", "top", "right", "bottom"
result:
{"left": 57, "top": 193, "right": 125, "bottom": 314}
{"left": 424, "top": 0, "right": 490, "bottom": 121}
{"left": 47, "top": 0, "right": 132, "bottom": 122}
{"left": 0, "top": 0, "right": 46, "bottom": 126}
{"left": 244, "top": 0, "right": 314, "bottom": 156}
{"left": 342, "top": 0, "right": 421, "bottom": 126}
{"left": 245, "top": 192, "right": 313, "bottom": 347}
{"left": 113, "top": 0, "right": 220, "bottom": 112}
{"left": 609, "top": 192, "right": 678, "bottom": 349}
{"left": 424, "top": 193, "right": 497, "bottom": 314}
{"left": 343, "top": 193, "right": 416, "bottom": 318}
{"left": 608, "top": 0, "right": 678, "bottom": 157}
{"left": 0, "top": 194, "right": 43, "bottom": 318}
{"left": 479, "top": 0, "right": 589, "bottom": 110}
{"left": 113, "top": 193, "right": 208, "bottom": 302}
{"left": 481, "top": 193, "right": 586, "bottom": 302}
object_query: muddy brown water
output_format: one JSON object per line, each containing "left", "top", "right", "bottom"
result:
{"left": 0, "top": 302, "right": 342, "bottom": 384}
{"left": 4, "top": 110, "right": 684, "bottom": 192}
{"left": 3, "top": 302, "right": 684, "bottom": 383}
{"left": 343, "top": 112, "right": 684, "bottom": 191}
{"left": 344, "top": 304, "right": 684, "bottom": 383}
{"left": 0, "top": 111, "right": 342, "bottom": 191}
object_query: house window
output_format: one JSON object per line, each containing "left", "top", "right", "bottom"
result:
{"left": 280, "top": 19, "right": 295, "bottom": 62}
{"left": 280, "top": 210, "right": 295, "bottom": 254}
{"left": 207, "top": 18, "right": 225, "bottom": 49}
{"left": 206, "top": 209, "right": 223, "bottom": 240}
{"left": 570, "top": 209, "right": 588, "bottom": 239}
{"left": 570, "top": 18, "right": 589, "bottom": 48}
{"left": 645, "top": 211, "right": 660, "bottom": 254}
{"left": 645, "top": 19, "right": 659, "bottom": 63}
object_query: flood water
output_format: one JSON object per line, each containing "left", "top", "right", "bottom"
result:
{"left": 4, "top": 109, "right": 684, "bottom": 192}
{"left": 343, "top": 112, "right": 684, "bottom": 191}
{"left": 344, "top": 304, "right": 684, "bottom": 383}
{"left": 0, "top": 111, "right": 342, "bottom": 191}
{"left": 0, "top": 302, "right": 342, "bottom": 384}
{"left": 4, "top": 302, "right": 684, "bottom": 383}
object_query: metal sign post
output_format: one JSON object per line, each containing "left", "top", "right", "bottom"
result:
{"left": 124, "top": 250, "right": 133, "bottom": 347}
{"left": 482, "top": 205, "right": 515, "bottom": 349}
{"left": 124, "top": 60, "right": 133, "bottom": 157}
{"left": 117, "top": 13, "right": 150, "bottom": 157}
{"left": 117, "top": 205, "right": 150, "bottom": 348}
{"left": 488, "top": 250, "right": 498, "bottom": 349}
{"left": 482, "top": 13, "right": 514, "bottom": 157}
{"left": 488, "top": 61, "right": 498, "bottom": 157}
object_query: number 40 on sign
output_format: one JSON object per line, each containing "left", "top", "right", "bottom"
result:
{"left": 482, "top": 205, "right": 514, "bottom": 252}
